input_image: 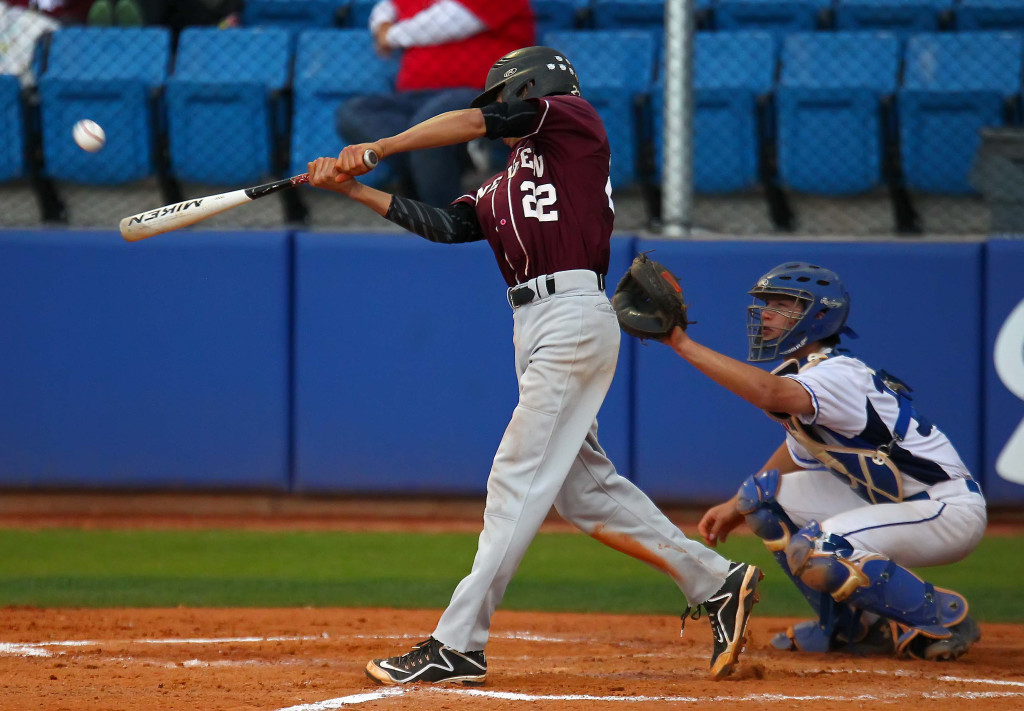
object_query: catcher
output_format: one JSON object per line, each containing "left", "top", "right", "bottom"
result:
{"left": 613, "top": 258, "right": 986, "bottom": 660}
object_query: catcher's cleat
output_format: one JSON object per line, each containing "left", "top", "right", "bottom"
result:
{"left": 770, "top": 616, "right": 897, "bottom": 655}
{"left": 899, "top": 614, "right": 981, "bottom": 661}
{"left": 683, "top": 562, "right": 764, "bottom": 679}
{"left": 365, "top": 637, "right": 486, "bottom": 686}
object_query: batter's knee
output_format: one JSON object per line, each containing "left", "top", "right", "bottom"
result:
{"left": 735, "top": 469, "right": 797, "bottom": 552}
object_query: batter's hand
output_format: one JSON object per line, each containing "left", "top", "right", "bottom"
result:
{"left": 698, "top": 499, "right": 745, "bottom": 547}
{"left": 308, "top": 157, "right": 356, "bottom": 194}
{"left": 335, "top": 143, "right": 383, "bottom": 180}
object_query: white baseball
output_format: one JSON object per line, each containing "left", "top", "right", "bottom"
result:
{"left": 73, "top": 119, "right": 105, "bottom": 153}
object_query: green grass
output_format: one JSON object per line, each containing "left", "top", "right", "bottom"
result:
{"left": 0, "top": 528, "right": 1018, "bottom": 621}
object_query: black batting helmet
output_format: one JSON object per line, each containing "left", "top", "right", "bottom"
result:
{"left": 470, "top": 46, "right": 582, "bottom": 108}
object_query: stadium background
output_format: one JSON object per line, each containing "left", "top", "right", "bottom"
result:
{"left": 0, "top": 0, "right": 1022, "bottom": 507}
{"left": 2, "top": 3, "right": 1024, "bottom": 709}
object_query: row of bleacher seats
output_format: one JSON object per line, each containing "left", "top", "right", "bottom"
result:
{"left": 244, "top": 0, "right": 1024, "bottom": 36}
{"left": 0, "top": 26, "right": 1019, "bottom": 202}
{"left": 662, "top": 28, "right": 1024, "bottom": 195}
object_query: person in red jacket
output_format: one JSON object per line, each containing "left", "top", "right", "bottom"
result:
{"left": 336, "top": 0, "right": 534, "bottom": 206}
{"left": 7, "top": 0, "right": 93, "bottom": 24}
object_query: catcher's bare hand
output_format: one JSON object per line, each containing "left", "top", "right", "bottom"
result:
{"left": 335, "top": 143, "right": 383, "bottom": 180}
{"left": 662, "top": 325, "right": 689, "bottom": 349}
{"left": 698, "top": 499, "right": 744, "bottom": 547}
{"left": 308, "top": 157, "right": 356, "bottom": 194}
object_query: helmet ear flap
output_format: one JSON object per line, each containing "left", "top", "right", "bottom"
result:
{"left": 514, "top": 78, "right": 536, "bottom": 100}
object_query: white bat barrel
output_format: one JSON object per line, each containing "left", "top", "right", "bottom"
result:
{"left": 119, "top": 189, "right": 250, "bottom": 241}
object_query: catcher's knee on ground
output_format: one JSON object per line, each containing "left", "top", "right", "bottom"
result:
{"left": 785, "top": 521, "right": 977, "bottom": 659}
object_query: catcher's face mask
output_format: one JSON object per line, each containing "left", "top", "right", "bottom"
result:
{"left": 745, "top": 262, "right": 855, "bottom": 362}
{"left": 747, "top": 293, "right": 811, "bottom": 362}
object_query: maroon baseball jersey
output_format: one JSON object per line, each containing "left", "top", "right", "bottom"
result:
{"left": 456, "top": 95, "right": 614, "bottom": 287}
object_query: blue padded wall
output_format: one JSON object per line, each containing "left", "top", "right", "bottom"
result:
{"left": 0, "top": 230, "right": 291, "bottom": 490}
{"left": 631, "top": 239, "right": 984, "bottom": 503}
{"left": 291, "top": 233, "right": 635, "bottom": 495}
{"left": 2, "top": 229, "right": 1017, "bottom": 507}
{"left": 984, "top": 238, "right": 1024, "bottom": 505}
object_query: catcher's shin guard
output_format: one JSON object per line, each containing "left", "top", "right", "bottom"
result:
{"left": 786, "top": 522, "right": 969, "bottom": 657}
{"left": 771, "top": 615, "right": 896, "bottom": 656}
{"left": 737, "top": 471, "right": 867, "bottom": 652}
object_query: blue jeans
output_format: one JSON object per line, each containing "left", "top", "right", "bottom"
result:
{"left": 337, "top": 88, "right": 479, "bottom": 207}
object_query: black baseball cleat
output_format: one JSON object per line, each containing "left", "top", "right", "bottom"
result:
{"left": 682, "top": 562, "right": 764, "bottom": 679}
{"left": 365, "top": 637, "right": 486, "bottom": 686}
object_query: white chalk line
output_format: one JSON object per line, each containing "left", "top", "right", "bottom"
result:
{"left": 7, "top": 632, "right": 1023, "bottom": 707}
{"left": 274, "top": 682, "right": 1024, "bottom": 710}
{"left": 277, "top": 688, "right": 406, "bottom": 710}
{"left": 0, "top": 634, "right": 329, "bottom": 657}
{"left": 0, "top": 631, "right": 580, "bottom": 658}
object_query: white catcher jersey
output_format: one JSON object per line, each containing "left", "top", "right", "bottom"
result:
{"left": 777, "top": 350, "right": 973, "bottom": 502}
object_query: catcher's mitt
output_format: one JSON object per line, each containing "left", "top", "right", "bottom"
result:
{"left": 611, "top": 253, "right": 691, "bottom": 340}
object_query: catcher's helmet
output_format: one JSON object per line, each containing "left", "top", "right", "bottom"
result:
{"left": 746, "top": 262, "right": 855, "bottom": 362}
{"left": 470, "top": 46, "right": 581, "bottom": 108}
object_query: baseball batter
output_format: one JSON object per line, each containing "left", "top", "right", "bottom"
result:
{"left": 308, "top": 46, "right": 762, "bottom": 685}
{"left": 655, "top": 262, "right": 987, "bottom": 659}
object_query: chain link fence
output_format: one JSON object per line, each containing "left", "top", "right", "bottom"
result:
{"left": 2, "top": 0, "right": 1023, "bottom": 236}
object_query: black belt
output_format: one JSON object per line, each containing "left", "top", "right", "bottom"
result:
{"left": 507, "top": 271, "right": 606, "bottom": 308}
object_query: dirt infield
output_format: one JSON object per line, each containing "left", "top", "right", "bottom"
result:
{"left": 3, "top": 607, "right": 1024, "bottom": 711}
{"left": 2, "top": 494, "right": 1024, "bottom": 710}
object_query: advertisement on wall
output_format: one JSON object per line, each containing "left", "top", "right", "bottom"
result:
{"left": 987, "top": 239, "right": 1024, "bottom": 503}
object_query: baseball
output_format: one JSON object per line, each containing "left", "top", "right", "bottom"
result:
{"left": 73, "top": 119, "right": 105, "bottom": 152}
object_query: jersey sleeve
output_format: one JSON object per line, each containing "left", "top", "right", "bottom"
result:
{"left": 786, "top": 357, "right": 870, "bottom": 437}
{"left": 526, "top": 96, "right": 608, "bottom": 163}
{"left": 785, "top": 436, "right": 820, "bottom": 469}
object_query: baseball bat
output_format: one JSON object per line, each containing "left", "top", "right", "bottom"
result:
{"left": 120, "top": 149, "right": 379, "bottom": 242}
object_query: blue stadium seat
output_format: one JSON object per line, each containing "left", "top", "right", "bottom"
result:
{"left": 345, "top": 0, "right": 376, "bottom": 28}
{"left": 776, "top": 32, "right": 901, "bottom": 194}
{"left": 592, "top": 0, "right": 665, "bottom": 30}
{"left": 37, "top": 27, "right": 171, "bottom": 184}
{"left": 651, "top": 31, "right": 776, "bottom": 193}
{"left": 243, "top": 0, "right": 346, "bottom": 28}
{"left": 899, "top": 31, "right": 1024, "bottom": 194}
{"left": 713, "top": 0, "right": 828, "bottom": 41}
{"left": 543, "top": 29, "right": 659, "bottom": 187}
{"left": 165, "top": 28, "right": 293, "bottom": 185}
{"left": 532, "top": 0, "right": 591, "bottom": 31}
{"left": 291, "top": 29, "right": 398, "bottom": 179}
{"left": 0, "top": 74, "right": 26, "bottom": 182}
{"left": 956, "top": 0, "right": 1024, "bottom": 31}
{"left": 834, "top": 0, "right": 950, "bottom": 37}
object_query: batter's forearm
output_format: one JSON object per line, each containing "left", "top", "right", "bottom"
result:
{"left": 343, "top": 181, "right": 392, "bottom": 217}
{"left": 379, "top": 109, "right": 487, "bottom": 157}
